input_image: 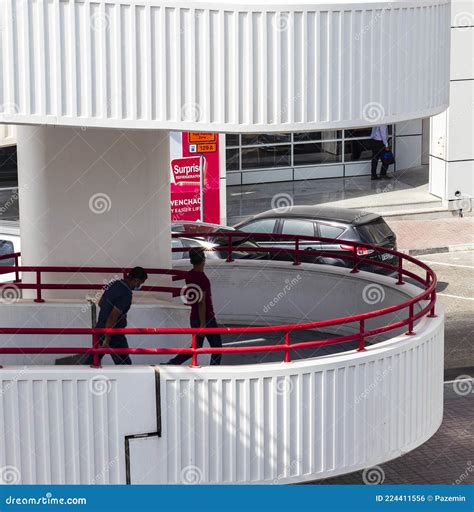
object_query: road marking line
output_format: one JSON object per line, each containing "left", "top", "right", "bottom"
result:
{"left": 225, "top": 338, "right": 267, "bottom": 346}
{"left": 422, "top": 260, "right": 474, "bottom": 269}
{"left": 444, "top": 378, "right": 473, "bottom": 385}
{"left": 438, "top": 293, "right": 474, "bottom": 301}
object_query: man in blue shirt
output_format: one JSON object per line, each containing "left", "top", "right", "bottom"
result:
{"left": 369, "top": 125, "right": 391, "bottom": 180}
{"left": 87, "top": 267, "right": 148, "bottom": 365}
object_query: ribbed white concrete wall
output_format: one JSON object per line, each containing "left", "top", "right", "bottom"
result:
{"left": 0, "top": 367, "right": 158, "bottom": 484}
{"left": 0, "top": 0, "right": 450, "bottom": 132}
{"left": 156, "top": 313, "right": 443, "bottom": 484}
{"left": 0, "top": 312, "right": 443, "bottom": 484}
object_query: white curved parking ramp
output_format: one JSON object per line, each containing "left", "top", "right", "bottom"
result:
{"left": 0, "top": 0, "right": 450, "bottom": 131}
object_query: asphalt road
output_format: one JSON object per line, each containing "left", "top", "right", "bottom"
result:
{"left": 417, "top": 250, "right": 474, "bottom": 377}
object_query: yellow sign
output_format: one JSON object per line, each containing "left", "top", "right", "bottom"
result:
{"left": 188, "top": 132, "right": 217, "bottom": 143}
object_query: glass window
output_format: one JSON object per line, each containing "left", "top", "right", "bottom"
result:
{"left": 293, "top": 142, "right": 342, "bottom": 166}
{"left": 345, "top": 128, "right": 373, "bottom": 139}
{"left": 344, "top": 140, "right": 373, "bottom": 162}
{"left": 226, "top": 134, "right": 240, "bottom": 147}
{"left": 281, "top": 219, "right": 315, "bottom": 237}
{"left": 241, "top": 133, "right": 291, "bottom": 146}
{"left": 226, "top": 148, "right": 240, "bottom": 171}
{"left": 357, "top": 219, "right": 394, "bottom": 244}
{"left": 345, "top": 126, "right": 393, "bottom": 139}
{"left": 318, "top": 223, "right": 345, "bottom": 239}
{"left": 241, "top": 146, "right": 291, "bottom": 170}
{"left": 171, "top": 239, "right": 184, "bottom": 260}
{"left": 239, "top": 219, "right": 276, "bottom": 234}
{"left": 294, "top": 131, "right": 342, "bottom": 142}
{"left": 0, "top": 240, "right": 14, "bottom": 266}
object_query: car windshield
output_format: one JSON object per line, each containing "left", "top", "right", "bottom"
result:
{"left": 357, "top": 219, "right": 394, "bottom": 244}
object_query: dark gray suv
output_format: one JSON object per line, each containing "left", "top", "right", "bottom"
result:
{"left": 233, "top": 206, "right": 398, "bottom": 275}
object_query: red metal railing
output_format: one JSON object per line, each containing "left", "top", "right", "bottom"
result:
{"left": 0, "top": 232, "right": 437, "bottom": 367}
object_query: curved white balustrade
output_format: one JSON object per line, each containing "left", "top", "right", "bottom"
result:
{"left": 0, "top": 262, "right": 444, "bottom": 484}
{"left": 0, "top": 0, "right": 450, "bottom": 131}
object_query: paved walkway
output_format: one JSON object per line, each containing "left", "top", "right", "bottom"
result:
{"left": 388, "top": 217, "right": 474, "bottom": 254}
{"left": 227, "top": 166, "right": 432, "bottom": 225}
{"left": 311, "top": 383, "right": 474, "bottom": 485}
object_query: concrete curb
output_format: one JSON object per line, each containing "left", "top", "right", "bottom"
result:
{"left": 399, "top": 243, "right": 474, "bottom": 257}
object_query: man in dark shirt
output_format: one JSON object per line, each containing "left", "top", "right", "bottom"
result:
{"left": 167, "top": 248, "right": 222, "bottom": 365}
{"left": 87, "top": 267, "right": 148, "bottom": 365}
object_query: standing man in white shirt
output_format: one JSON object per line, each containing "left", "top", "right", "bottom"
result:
{"left": 369, "top": 125, "right": 391, "bottom": 180}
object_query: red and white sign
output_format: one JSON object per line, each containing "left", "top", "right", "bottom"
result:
{"left": 170, "top": 156, "right": 201, "bottom": 186}
{"left": 170, "top": 132, "right": 220, "bottom": 223}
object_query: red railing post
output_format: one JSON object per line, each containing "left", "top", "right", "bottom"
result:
{"left": 350, "top": 245, "right": 359, "bottom": 273}
{"left": 293, "top": 238, "right": 300, "bottom": 266}
{"left": 14, "top": 255, "right": 20, "bottom": 283}
{"left": 226, "top": 234, "right": 234, "bottom": 263}
{"left": 284, "top": 331, "right": 291, "bottom": 362}
{"left": 406, "top": 304, "right": 415, "bottom": 335}
{"left": 91, "top": 332, "right": 100, "bottom": 368}
{"left": 428, "top": 290, "right": 437, "bottom": 318}
{"left": 190, "top": 334, "right": 198, "bottom": 367}
{"left": 357, "top": 319, "right": 366, "bottom": 351}
{"left": 34, "top": 271, "right": 45, "bottom": 303}
{"left": 396, "top": 257, "right": 404, "bottom": 285}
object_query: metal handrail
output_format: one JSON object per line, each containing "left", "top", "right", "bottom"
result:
{"left": 0, "top": 231, "right": 437, "bottom": 367}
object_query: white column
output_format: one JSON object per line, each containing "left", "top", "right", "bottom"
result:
{"left": 16, "top": 125, "right": 171, "bottom": 297}
{"left": 429, "top": 0, "right": 474, "bottom": 210}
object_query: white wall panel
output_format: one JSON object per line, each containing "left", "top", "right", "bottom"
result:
{"left": 395, "top": 135, "right": 422, "bottom": 170}
{"left": 447, "top": 80, "right": 474, "bottom": 162}
{"left": 0, "top": 124, "right": 15, "bottom": 147}
{"left": 0, "top": 311, "right": 444, "bottom": 484}
{"left": 451, "top": 28, "right": 474, "bottom": 80}
{"left": 0, "top": 0, "right": 450, "bottom": 132}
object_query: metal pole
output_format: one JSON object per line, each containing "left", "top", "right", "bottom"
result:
{"left": 406, "top": 304, "right": 415, "bottom": 335}
{"left": 293, "top": 238, "right": 300, "bottom": 266}
{"left": 199, "top": 154, "right": 204, "bottom": 222}
{"left": 284, "top": 332, "right": 291, "bottom": 362}
{"left": 91, "top": 333, "right": 100, "bottom": 368}
{"left": 14, "top": 255, "right": 20, "bottom": 283}
{"left": 34, "top": 271, "right": 44, "bottom": 303}
{"left": 191, "top": 334, "right": 198, "bottom": 367}
{"left": 357, "top": 319, "right": 366, "bottom": 351}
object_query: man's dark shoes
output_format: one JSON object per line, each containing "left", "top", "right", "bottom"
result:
{"left": 371, "top": 175, "right": 380, "bottom": 181}
{"left": 380, "top": 174, "right": 392, "bottom": 180}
